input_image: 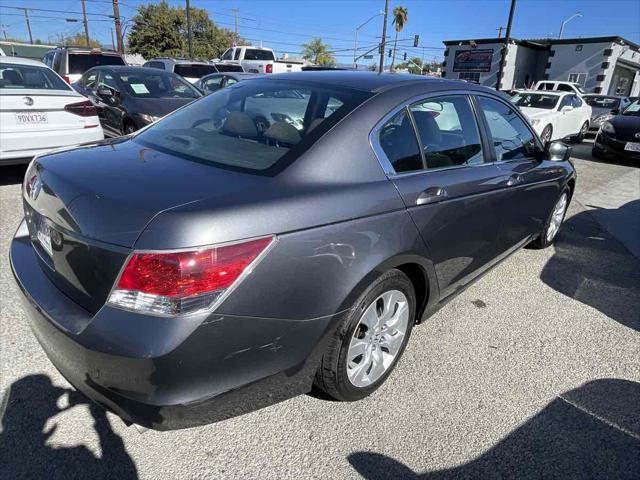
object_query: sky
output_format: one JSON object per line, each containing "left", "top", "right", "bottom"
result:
{"left": 1, "top": 0, "right": 639, "bottom": 64}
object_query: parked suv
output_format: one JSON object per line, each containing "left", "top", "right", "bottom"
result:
{"left": 42, "top": 47, "right": 125, "bottom": 84}
{"left": 142, "top": 58, "right": 220, "bottom": 83}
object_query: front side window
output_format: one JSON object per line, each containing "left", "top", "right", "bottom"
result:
{"left": 82, "top": 70, "right": 98, "bottom": 90}
{"left": 477, "top": 96, "right": 536, "bottom": 162}
{"left": 0, "top": 64, "right": 70, "bottom": 90}
{"left": 410, "top": 95, "right": 483, "bottom": 169}
{"left": 558, "top": 95, "right": 574, "bottom": 110}
{"left": 220, "top": 49, "right": 234, "bottom": 61}
{"left": 225, "top": 77, "right": 238, "bottom": 87}
{"left": 134, "top": 80, "right": 370, "bottom": 173}
{"left": 99, "top": 71, "right": 119, "bottom": 91}
{"left": 116, "top": 71, "right": 200, "bottom": 99}
{"left": 233, "top": 49, "right": 241, "bottom": 60}
{"left": 572, "top": 95, "right": 583, "bottom": 108}
{"left": 378, "top": 109, "right": 423, "bottom": 173}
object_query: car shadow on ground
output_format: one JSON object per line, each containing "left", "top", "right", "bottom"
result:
{"left": 348, "top": 378, "right": 640, "bottom": 479}
{"left": 0, "top": 165, "right": 28, "bottom": 187}
{"left": 0, "top": 374, "right": 138, "bottom": 479}
{"left": 540, "top": 201, "right": 640, "bottom": 332}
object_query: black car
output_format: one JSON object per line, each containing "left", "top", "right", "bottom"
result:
{"left": 593, "top": 98, "right": 640, "bottom": 160}
{"left": 583, "top": 94, "right": 631, "bottom": 132}
{"left": 11, "top": 72, "right": 576, "bottom": 431}
{"left": 73, "top": 66, "right": 202, "bottom": 136}
{"left": 195, "top": 71, "right": 259, "bottom": 94}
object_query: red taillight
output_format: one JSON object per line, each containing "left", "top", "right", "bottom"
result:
{"left": 265, "top": 64, "right": 273, "bottom": 74}
{"left": 64, "top": 100, "right": 97, "bottom": 117}
{"left": 108, "top": 236, "right": 274, "bottom": 316}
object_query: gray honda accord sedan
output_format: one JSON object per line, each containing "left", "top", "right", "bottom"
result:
{"left": 11, "top": 71, "right": 575, "bottom": 430}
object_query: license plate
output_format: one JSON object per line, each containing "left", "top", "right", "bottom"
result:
{"left": 15, "top": 111, "right": 48, "bottom": 125}
{"left": 36, "top": 219, "right": 53, "bottom": 257}
{"left": 624, "top": 142, "right": 640, "bottom": 152}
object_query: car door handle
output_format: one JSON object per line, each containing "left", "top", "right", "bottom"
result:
{"left": 506, "top": 174, "right": 523, "bottom": 187}
{"left": 416, "top": 187, "right": 448, "bottom": 205}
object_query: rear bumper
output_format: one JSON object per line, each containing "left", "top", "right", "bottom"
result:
{"left": 11, "top": 220, "right": 337, "bottom": 430}
{"left": 593, "top": 132, "right": 640, "bottom": 161}
{"left": 0, "top": 127, "right": 104, "bottom": 161}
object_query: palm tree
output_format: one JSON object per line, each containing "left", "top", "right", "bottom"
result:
{"left": 301, "top": 37, "right": 336, "bottom": 66}
{"left": 390, "top": 6, "right": 408, "bottom": 72}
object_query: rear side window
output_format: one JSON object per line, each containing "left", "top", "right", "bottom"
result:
{"left": 68, "top": 53, "right": 125, "bottom": 74}
{"left": 477, "top": 96, "right": 536, "bottom": 161}
{"left": 134, "top": 80, "right": 371, "bottom": 173}
{"left": 202, "top": 75, "right": 224, "bottom": 92}
{"left": 409, "top": 96, "right": 483, "bottom": 169}
{"left": 557, "top": 84, "right": 573, "bottom": 92}
{"left": 538, "top": 82, "right": 553, "bottom": 91}
{"left": 244, "top": 49, "right": 275, "bottom": 61}
{"left": 379, "top": 109, "right": 423, "bottom": 173}
{"left": 174, "top": 64, "right": 218, "bottom": 79}
{"left": 0, "top": 64, "right": 70, "bottom": 90}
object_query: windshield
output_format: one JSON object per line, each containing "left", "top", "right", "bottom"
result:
{"left": 116, "top": 71, "right": 201, "bottom": 99}
{"left": 174, "top": 64, "right": 218, "bottom": 79}
{"left": 68, "top": 53, "right": 125, "bottom": 74}
{"left": 511, "top": 93, "right": 559, "bottom": 110}
{"left": 133, "top": 80, "right": 371, "bottom": 173}
{"left": 622, "top": 100, "right": 640, "bottom": 117}
{"left": 0, "top": 63, "right": 70, "bottom": 90}
{"left": 585, "top": 96, "right": 620, "bottom": 109}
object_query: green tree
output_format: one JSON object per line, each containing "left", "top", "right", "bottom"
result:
{"left": 127, "top": 0, "right": 243, "bottom": 60}
{"left": 397, "top": 56, "right": 423, "bottom": 74}
{"left": 63, "top": 32, "right": 102, "bottom": 48}
{"left": 390, "top": 6, "right": 408, "bottom": 72}
{"left": 301, "top": 38, "right": 335, "bottom": 65}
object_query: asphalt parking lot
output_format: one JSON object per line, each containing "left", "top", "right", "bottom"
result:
{"left": 1, "top": 139, "right": 639, "bottom": 479}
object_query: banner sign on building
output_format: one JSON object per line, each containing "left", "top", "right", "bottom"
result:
{"left": 453, "top": 49, "right": 494, "bottom": 72}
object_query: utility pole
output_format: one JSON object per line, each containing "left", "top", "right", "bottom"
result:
{"left": 112, "top": 0, "right": 123, "bottom": 53}
{"left": 81, "top": 0, "right": 90, "bottom": 46}
{"left": 497, "top": 26, "right": 504, "bottom": 38}
{"left": 378, "top": 0, "right": 389, "bottom": 74}
{"left": 495, "top": 0, "right": 516, "bottom": 90}
{"left": 20, "top": 8, "right": 33, "bottom": 44}
{"left": 110, "top": 29, "right": 115, "bottom": 50}
{"left": 1, "top": 24, "right": 8, "bottom": 41}
{"left": 232, "top": 8, "right": 239, "bottom": 44}
{"left": 186, "top": 0, "right": 193, "bottom": 58}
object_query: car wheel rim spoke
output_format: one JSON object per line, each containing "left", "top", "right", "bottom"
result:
{"left": 346, "top": 289, "right": 410, "bottom": 387}
{"left": 546, "top": 193, "right": 567, "bottom": 241}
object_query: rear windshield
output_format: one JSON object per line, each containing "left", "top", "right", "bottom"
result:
{"left": 585, "top": 96, "right": 620, "bottom": 109}
{"left": 174, "top": 64, "right": 218, "bottom": 79}
{"left": 244, "top": 49, "right": 275, "bottom": 61}
{"left": 116, "top": 70, "right": 201, "bottom": 99}
{"left": 68, "top": 53, "right": 125, "bottom": 74}
{"left": 512, "top": 93, "right": 559, "bottom": 110}
{"left": 134, "top": 80, "right": 371, "bottom": 174}
{"left": 214, "top": 64, "right": 244, "bottom": 72}
{"left": 0, "top": 63, "right": 70, "bottom": 90}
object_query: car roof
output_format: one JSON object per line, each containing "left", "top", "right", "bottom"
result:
{"left": 0, "top": 56, "right": 46, "bottom": 67}
{"left": 583, "top": 93, "right": 624, "bottom": 98}
{"left": 148, "top": 58, "right": 210, "bottom": 65}
{"left": 94, "top": 65, "right": 180, "bottom": 75}
{"left": 517, "top": 89, "right": 564, "bottom": 96}
{"left": 262, "top": 70, "right": 474, "bottom": 93}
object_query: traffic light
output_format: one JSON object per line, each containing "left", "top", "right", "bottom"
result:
{"left": 413, "top": 34, "right": 419, "bottom": 47}
{"left": 388, "top": 49, "right": 392, "bottom": 57}
{"left": 404, "top": 52, "right": 408, "bottom": 61}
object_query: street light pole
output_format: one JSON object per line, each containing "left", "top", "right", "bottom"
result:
{"left": 495, "top": 0, "right": 516, "bottom": 90}
{"left": 378, "top": 0, "right": 389, "bottom": 74}
{"left": 558, "top": 12, "right": 582, "bottom": 39}
{"left": 353, "top": 12, "right": 384, "bottom": 68}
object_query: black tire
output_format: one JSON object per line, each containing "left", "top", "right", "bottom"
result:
{"left": 529, "top": 188, "right": 570, "bottom": 249}
{"left": 571, "top": 121, "right": 589, "bottom": 143}
{"left": 540, "top": 124, "right": 553, "bottom": 144}
{"left": 314, "top": 269, "right": 416, "bottom": 402}
{"left": 123, "top": 121, "right": 137, "bottom": 135}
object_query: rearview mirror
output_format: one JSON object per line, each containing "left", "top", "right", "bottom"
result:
{"left": 545, "top": 140, "right": 572, "bottom": 161}
{"left": 561, "top": 105, "right": 574, "bottom": 112}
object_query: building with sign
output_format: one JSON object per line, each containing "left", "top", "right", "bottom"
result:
{"left": 441, "top": 36, "right": 640, "bottom": 96}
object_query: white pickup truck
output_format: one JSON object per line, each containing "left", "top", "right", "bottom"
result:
{"left": 216, "top": 46, "right": 304, "bottom": 74}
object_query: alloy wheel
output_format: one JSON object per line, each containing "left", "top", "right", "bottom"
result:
{"left": 546, "top": 193, "right": 568, "bottom": 242}
{"left": 346, "top": 290, "right": 410, "bottom": 388}
{"left": 541, "top": 125, "right": 552, "bottom": 143}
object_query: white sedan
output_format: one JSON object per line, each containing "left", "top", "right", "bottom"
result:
{"left": 0, "top": 56, "right": 104, "bottom": 165}
{"left": 511, "top": 90, "right": 592, "bottom": 144}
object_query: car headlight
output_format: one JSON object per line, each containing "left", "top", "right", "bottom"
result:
{"left": 600, "top": 121, "right": 615, "bottom": 134}
{"left": 139, "top": 113, "right": 160, "bottom": 125}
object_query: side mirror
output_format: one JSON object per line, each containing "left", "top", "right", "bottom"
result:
{"left": 97, "top": 87, "right": 115, "bottom": 100}
{"left": 561, "top": 105, "right": 574, "bottom": 113}
{"left": 545, "top": 140, "right": 572, "bottom": 162}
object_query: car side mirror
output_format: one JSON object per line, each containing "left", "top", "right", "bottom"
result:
{"left": 97, "top": 87, "right": 116, "bottom": 102}
{"left": 561, "top": 105, "right": 574, "bottom": 112}
{"left": 545, "top": 140, "right": 572, "bottom": 162}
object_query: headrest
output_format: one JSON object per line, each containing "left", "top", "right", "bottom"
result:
{"left": 264, "top": 121, "right": 301, "bottom": 145}
{"left": 222, "top": 111, "right": 258, "bottom": 138}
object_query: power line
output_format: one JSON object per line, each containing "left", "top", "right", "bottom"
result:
{"left": 0, "top": 5, "right": 114, "bottom": 18}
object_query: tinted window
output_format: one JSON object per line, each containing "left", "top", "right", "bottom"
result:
{"left": 478, "top": 96, "right": 536, "bottom": 161}
{"left": 99, "top": 71, "right": 118, "bottom": 91}
{"left": 116, "top": 71, "right": 200, "bottom": 99}
{"left": 68, "top": 53, "right": 125, "bottom": 74}
{"left": 244, "top": 49, "right": 275, "bottom": 61}
{"left": 233, "top": 49, "right": 241, "bottom": 60}
{"left": 82, "top": 70, "right": 98, "bottom": 90}
{"left": 0, "top": 64, "right": 70, "bottom": 90}
{"left": 410, "top": 96, "right": 483, "bottom": 169}
{"left": 134, "top": 80, "right": 370, "bottom": 173}
{"left": 173, "top": 64, "right": 218, "bottom": 79}
{"left": 557, "top": 84, "right": 573, "bottom": 92}
{"left": 379, "top": 109, "right": 423, "bottom": 173}
{"left": 220, "top": 49, "right": 234, "bottom": 61}
{"left": 538, "top": 83, "right": 553, "bottom": 91}
{"left": 145, "top": 61, "right": 165, "bottom": 70}
{"left": 215, "top": 64, "right": 244, "bottom": 72}
{"left": 202, "top": 75, "right": 224, "bottom": 92}
{"left": 52, "top": 52, "right": 62, "bottom": 72}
